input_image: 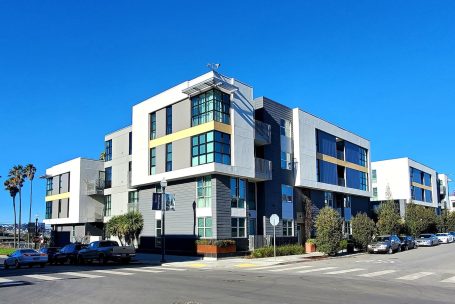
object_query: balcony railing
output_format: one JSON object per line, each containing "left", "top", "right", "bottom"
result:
{"left": 86, "top": 179, "right": 105, "bottom": 196}
{"left": 255, "top": 158, "right": 272, "bottom": 180}
{"left": 254, "top": 120, "right": 271, "bottom": 146}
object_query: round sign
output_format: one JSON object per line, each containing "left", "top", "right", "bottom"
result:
{"left": 270, "top": 214, "right": 279, "bottom": 226}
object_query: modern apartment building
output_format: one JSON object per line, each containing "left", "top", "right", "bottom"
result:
{"left": 449, "top": 194, "right": 455, "bottom": 212}
{"left": 438, "top": 173, "right": 451, "bottom": 212}
{"left": 43, "top": 158, "right": 104, "bottom": 246}
{"left": 371, "top": 158, "right": 439, "bottom": 216}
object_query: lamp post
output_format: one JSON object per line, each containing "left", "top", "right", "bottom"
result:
{"left": 35, "top": 215, "right": 39, "bottom": 249}
{"left": 160, "top": 177, "right": 167, "bottom": 263}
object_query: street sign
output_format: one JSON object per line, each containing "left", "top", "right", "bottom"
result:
{"left": 270, "top": 214, "right": 279, "bottom": 226}
{"left": 152, "top": 193, "right": 162, "bottom": 210}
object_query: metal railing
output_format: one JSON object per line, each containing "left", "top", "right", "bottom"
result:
{"left": 86, "top": 179, "right": 105, "bottom": 195}
{"left": 255, "top": 158, "right": 272, "bottom": 180}
{"left": 254, "top": 120, "right": 271, "bottom": 145}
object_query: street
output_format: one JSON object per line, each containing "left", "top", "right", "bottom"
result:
{"left": 1, "top": 243, "right": 454, "bottom": 304}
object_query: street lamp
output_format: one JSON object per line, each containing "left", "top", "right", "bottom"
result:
{"left": 160, "top": 178, "right": 168, "bottom": 263}
{"left": 35, "top": 215, "right": 39, "bottom": 249}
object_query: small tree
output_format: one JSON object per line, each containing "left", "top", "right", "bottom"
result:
{"left": 437, "top": 210, "right": 450, "bottom": 233}
{"left": 351, "top": 212, "right": 376, "bottom": 251}
{"left": 447, "top": 212, "right": 455, "bottom": 232}
{"left": 404, "top": 201, "right": 427, "bottom": 237}
{"left": 106, "top": 215, "right": 125, "bottom": 245}
{"left": 303, "top": 194, "right": 313, "bottom": 241}
{"left": 315, "top": 207, "right": 342, "bottom": 256}
{"left": 124, "top": 211, "right": 144, "bottom": 247}
{"left": 377, "top": 187, "right": 401, "bottom": 235}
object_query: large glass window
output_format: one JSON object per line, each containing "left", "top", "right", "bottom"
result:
{"left": 281, "top": 152, "right": 292, "bottom": 170}
{"left": 359, "top": 148, "right": 367, "bottom": 166}
{"left": 316, "top": 130, "right": 337, "bottom": 157}
{"left": 283, "top": 220, "right": 293, "bottom": 236}
{"left": 281, "top": 185, "right": 293, "bottom": 203}
{"left": 373, "top": 187, "right": 378, "bottom": 198}
{"left": 191, "top": 131, "right": 230, "bottom": 166}
{"left": 150, "top": 112, "right": 157, "bottom": 139}
{"left": 166, "top": 106, "right": 172, "bottom": 135}
{"left": 231, "top": 178, "right": 246, "bottom": 208}
{"left": 247, "top": 182, "right": 256, "bottom": 210}
{"left": 45, "top": 202, "right": 52, "bottom": 219}
{"left": 46, "top": 178, "right": 53, "bottom": 196}
{"left": 165, "top": 143, "right": 172, "bottom": 172}
{"left": 150, "top": 148, "right": 156, "bottom": 175}
{"left": 197, "top": 217, "right": 213, "bottom": 238}
{"left": 372, "top": 169, "right": 377, "bottom": 182}
{"left": 191, "top": 89, "right": 230, "bottom": 126}
{"left": 105, "top": 167, "right": 112, "bottom": 189}
{"left": 128, "top": 191, "right": 139, "bottom": 212}
{"left": 104, "top": 195, "right": 111, "bottom": 216}
{"left": 197, "top": 176, "right": 212, "bottom": 208}
{"left": 105, "top": 140, "right": 112, "bottom": 161}
{"left": 317, "top": 160, "right": 337, "bottom": 185}
{"left": 423, "top": 173, "right": 431, "bottom": 186}
{"left": 231, "top": 218, "right": 246, "bottom": 238}
{"left": 324, "top": 191, "right": 334, "bottom": 207}
{"left": 280, "top": 119, "right": 292, "bottom": 137}
{"left": 424, "top": 190, "right": 432, "bottom": 203}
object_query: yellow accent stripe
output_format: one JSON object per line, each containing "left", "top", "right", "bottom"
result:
{"left": 45, "top": 192, "right": 70, "bottom": 202}
{"left": 316, "top": 153, "right": 368, "bottom": 173}
{"left": 411, "top": 182, "right": 432, "bottom": 191}
{"left": 149, "top": 121, "right": 231, "bottom": 148}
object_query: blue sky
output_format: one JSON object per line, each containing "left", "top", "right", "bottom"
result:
{"left": 1, "top": 1, "right": 454, "bottom": 223}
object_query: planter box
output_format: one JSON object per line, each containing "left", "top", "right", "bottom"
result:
{"left": 305, "top": 242, "right": 316, "bottom": 253}
{"left": 196, "top": 244, "right": 236, "bottom": 254}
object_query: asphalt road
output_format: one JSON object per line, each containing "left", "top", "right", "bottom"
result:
{"left": 1, "top": 243, "right": 454, "bottom": 304}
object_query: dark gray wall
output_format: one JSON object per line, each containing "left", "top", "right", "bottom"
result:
{"left": 213, "top": 175, "right": 232, "bottom": 239}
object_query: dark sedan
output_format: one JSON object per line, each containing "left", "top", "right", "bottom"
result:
{"left": 398, "top": 235, "right": 417, "bottom": 250}
{"left": 367, "top": 235, "right": 402, "bottom": 254}
{"left": 39, "top": 247, "right": 61, "bottom": 264}
{"left": 54, "top": 243, "right": 88, "bottom": 264}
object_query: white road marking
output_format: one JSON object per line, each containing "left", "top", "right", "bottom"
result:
{"left": 247, "top": 264, "right": 296, "bottom": 271}
{"left": 151, "top": 267, "right": 186, "bottom": 271}
{"left": 0, "top": 277, "right": 14, "bottom": 283}
{"left": 297, "top": 267, "right": 338, "bottom": 274}
{"left": 358, "top": 270, "right": 396, "bottom": 277}
{"left": 324, "top": 268, "right": 365, "bottom": 275}
{"left": 441, "top": 276, "right": 455, "bottom": 283}
{"left": 116, "top": 267, "right": 164, "bottom": 273}
{"left": 59, "top": 272, "right": 105, "bottom": 279}
{"left": 92, "top": 270, "right": 134, "bottom": 276}
{"left": 396, "top": 272, "right": 434, "bottom": 281}
{"left": 24, "top": 274, "right": 62, "bottom": 281}
{"left": 269, "top": 265, "right": 313, "bottom": 272}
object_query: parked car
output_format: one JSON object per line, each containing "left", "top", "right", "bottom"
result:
{"left": 3, "top": 249, "right": 48, "bottom": 269}
{"left": 367, "top": 235, "right": 402, "bottom": 254}
{"left": 416, "top": 234, "right": 439, "bottom": 246}
{"left": 54, "top": 243, "right": 88, "bottom": 264}
{"left": 436, "top": 233, "right": 454, "bottom": 244}
{"left": 449, "top": 231, "right": 455, "bottom": 237}
{"left": 39, "top": 247, "right": 61, "bottom": 264}
{"left": 398, "top": 235, "right": 417, "bottom": 250}
{"left": 77, "top": 240, "right": 135, "bottom": 264}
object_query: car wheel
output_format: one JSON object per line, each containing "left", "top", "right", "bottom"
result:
{"left": 4, "top": 261, "right": 9, "bottom": 269}
{"left": 387, "top": 247, "right": 393, "bottom": 254}
{"left": 14, "top": 260, "right": 20, "bottom": 269}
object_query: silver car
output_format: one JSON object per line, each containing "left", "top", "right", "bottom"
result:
{"left": 415, "top": 234, "right": 439, "bottom": 246}
{"left": 3, "top": 249, "right": 48, "bottom": 269}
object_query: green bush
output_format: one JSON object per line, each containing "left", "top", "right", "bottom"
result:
{"left": 351, "top": 212, "right": 376, "bottom": 251}
{"left": 305, "top": 238, "right": 316, "bottom": 244}
{"left": 251, "top": 244, "right": 304, "bottom": 258}
{"left": 195, "top": 239, "right": 236, "bottom": 247}
{"left": 377, "top": 196, "right": 401, "bottom": 235}
{"left": 339, "top": 239, "right": 348, "bottom": 251}
{"left": 315, "top": 207, "right": 343, "bottom": 256}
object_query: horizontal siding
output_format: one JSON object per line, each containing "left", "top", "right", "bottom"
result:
{"left": 213, "top": 175, "right": 231, "bottom": 239}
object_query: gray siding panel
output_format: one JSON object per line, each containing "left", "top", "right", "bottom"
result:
{"left": 173, "top": 99, "right": 191, "bottom": 132}
{"left": 156, "top": 107, "right": 166, "bottom": 138}
{"left": 156, "top": 145, "right": 165, "bottom": 174}
{"left": 173, "top": 137, "right": 190, "bottom": 170}
{"left": 213, "top": 175, "right": 231, "bottom": 239}
{"left": 138, "top": 188, "right": 155, "bottom": 236}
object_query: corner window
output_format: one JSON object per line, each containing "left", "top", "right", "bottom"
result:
{"left": 150, "top": 112, "right": 157, "bottom": 140}
{"left": 283, "top": 220, "right": 293, "bottom": 236}
{"left": 105, "top": 167, "right": 112, "bottom": 189}
{"left": 166, "top": 106, "right": 172, "bottom": 135}
{"left": 105, "top": 140, "right": 112, "bottom": 161}
{"left": 150, "top": 148, "right": 156, "bottom": 175}
{"left": 191, "top": 131, "right": 230, "bottom": 166}
{"left": 231, "top": 218, "right": 246, "bottom": 238}
{"left": 197, "top": 176, "right": 212, "bottom": 208}
{"left": 191, "top": 89, "right": 230, "bottom": 126}
{"left": 231, "top": 178, "right": 246, "bottom": 208}
{"left": 46, "top": 178, "right": 53, "bottom": 196}
{"left": 45, "top": 202, "right": 52, "bottom": 219}
{"left": 197, "top": 217, "right": 213, "bottom": 238}
{"left": 165, "top": 143, "right": 172, "bottom": 172}
{"left": 104, "top": 195, "right": 111, "bottom": 216}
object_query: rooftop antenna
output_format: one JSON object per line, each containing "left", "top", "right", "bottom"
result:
{"left": 207, "top": 63, "right": 220, "bottom": 71}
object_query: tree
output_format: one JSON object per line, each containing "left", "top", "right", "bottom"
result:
{"left": 447, "top": 212, "right": 455, "bottom": 232}
{"left": 24, "top": 164, "right": 37, "bottom": 244}
{"left": 351, "top": 212, "right": 376, "bottom": 251}
{"left": 377, "top": 187, "right": 401, "bottom": 235}
{"left": 314, "top": 207, "right": 343, "bottom": 256}
{"left": 437, "top": 210, "right": 450, "bottom": 233}
{"left": 106, "top": 215, "right": 125, "bottom": 246}
{"left": 404, "top": 201, "right": 427, "bottom": 237}
{"left": 4, "top": 178, "right": 19, "bottom": 247}
{"left": 8, "top": 165, "right": 25, "bottom": 246}
{"left": 303, "top": 193, "right": 313, "bottom": 241}
{"left": 124, "top": 211, "right": 144, "bottom": 246}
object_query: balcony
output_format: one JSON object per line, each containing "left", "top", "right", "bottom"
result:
{"left": 86, "top": 179, "right": 105, "bottom": 196}
{"left": 254, "top": 120, "right": 271, "bottom": 146}
{"left": 255, "top": 158, "right": 272, "bottom": 180}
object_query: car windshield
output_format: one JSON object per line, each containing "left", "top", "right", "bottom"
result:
{"left": 374, "top": 236, "right": 389, "bottom": 242}
{"left": 21, "top": 249, "right": 36, "bottom": 253}
{"left": 419, "top": 234, "right": 431, "bottom": 238}
{"left": 100, "top": 241, "right": 119, "bottom": 247}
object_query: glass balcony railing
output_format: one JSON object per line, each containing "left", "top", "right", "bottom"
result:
{"left": 254, "top": 120, "right": 271, "bottom": 146}
{"left": 255, "top": 158, "right": 272, "bottom": 180}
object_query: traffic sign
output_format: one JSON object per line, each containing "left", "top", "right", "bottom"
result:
{"left": 270, "top": 214, "right": 279, "bottom": 226}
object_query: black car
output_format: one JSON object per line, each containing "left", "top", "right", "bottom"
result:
{"left": 54, "top": 243, "right": 88, "bottom": 265}
{"left": 398, "top": 235, "right": 417, "bottom": 250}
{"left": 39, "top": 247, "right": 61, "bottom": 264}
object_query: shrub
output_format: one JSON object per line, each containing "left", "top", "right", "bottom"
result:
{"left": 339, "top": 239, "right": 348, "bottom": 251}
{"left": 195, "top": 239, "right": 236, "bottom": 247}
{"left": 351, "top": 212, "right": 376, "bottom": 251}
{"left": 305, "top": 238, "right": 316, "bottom": 244}
{"left": 251, "top": 244, "right": 304, "bottom": 258}
{"left": 377, "top": 200, "right": 401, "bottom": 235}
{"left": 314, "top": 207, "right": 343, "bottom": 256}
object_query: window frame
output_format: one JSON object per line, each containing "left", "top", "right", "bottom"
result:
{"left": 197, "top": 217, "right": 213, "bottom": 238}
{"left": 191, "top": 131, "right": 230, "bottom": 166}
{"left": 150, "top": 112, "right": 157, "bottom": 140}
{"left": 165, "top": 106, "right": 172, "bottom": 135}
{"left": 105, "top": 167, "right": 112, "bottom": 189}
{"left": 231, "top": 178, "right": 246, "bottom": 208}
{"left": 150, "top": 148, "right": 156, "bottom": 175}
{"left": 231, "top": 217, "right": 246, "bottom": 238}
{"left": 105, "top": 139, "right": 112, "bottom": 161}
{"left": 104, "top": 195, "right": 111, "bottom": 217}
{"left": 165, "top": 143, "right": 172, "bottom": 172}
{"left": 196, "top": 176, "right": 212, "bottom": 208}
{"left": 45, "top": 201, "right": 52, "bottom": 219}
{"left": 191, "top": 89, "right": 230, "bottom": 127}
{"left": 282, "top": 219, "right": 293, "bottom": 236}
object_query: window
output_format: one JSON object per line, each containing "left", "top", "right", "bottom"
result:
{"left": 324, "top": 191, "right": 334, "bottom": 207}
{"left": 343, "top": 221, "right": 352, "bottom": 236}
{"left": 128, "top": 191, "right": 139, "bottom": 212}
{"left": 191, "top": 89, "right": 230, "bottom": 126}
{"left": 231, "top": 218, "right": 246, "bottom": 238}
{"left": 105, "top": 167, "right": 112, "bottom": 189}
{"left": 423, "top": 173, "right": 431, "bottom": 186}
{"left": 58, "top": 199, "right": 62, "bottom": 216}
{"left": 45, "top": 202, "right": 52, "bottom": 219}
{"left": 359, "top": 148, "right": 367, "bottom": 167}
{"left": 197, "top": 217, "right": 213, "bottom": 237}
{"left": 104, "top": 195, "right": 111, "bottom": 216}
{"left": 360, "top": 172, "right": 368, "bottom": 191}
{"left": 165, "top": 144, "right": 172, "bottom": 172}
{"left": 281, "top": 152, "right": 292, "bottom": 170}
{"left": 247, "top": 182, "right": 256, "bottom": 210}
{"left": 156, "top": 219, "right": 162, "bottom": 238}
{"left": 283, "top": 220, "right": 293, "bottom": 236}
{"left": 150, "top": 112, "right": 157, "bottom": 140}
{"left": 128, "top": 132, "right": 132, "bottom": 155}
{"left": 280, "top": 119, "right": 291, "bottom": 137}
{"left": 281, "top": 185, "right": 293, "bottom": 203}
{"left": 372, "top": 170, "right": 377, "bottom": 182}
{"left": 196, "top": 176, "right": 212, "bottom": 208}
{"left": 105, "top": 139, "right": 112, "bottom": 161}
{"left": 46, "top": 178, "right": 53, "bottom": 196}
{"left": 373, "top": 187, "right": 378, "bottom": 198}
{"left": 150, "top": 148, "right": 156, "bottom": 175}
{"left": 424, "top": 190, "right": 432, "bottom": 203}
{"left": 191, "top": 131, "right": 230, "bottom": 166}
{"left": 231, "top": 178, "right": 246, "bottom": 208}
{"left": 166, "top": 106, "right": 172, "bottom": 135}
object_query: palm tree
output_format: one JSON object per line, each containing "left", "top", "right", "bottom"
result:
{"left": 8, "top": 165, "right": 25, "bottom": 247}
{"left": 4, "top": 178, "right": 19, "bottom": 248}
{"left": 24, "top": 164, "right": 37, "bottom": 244}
